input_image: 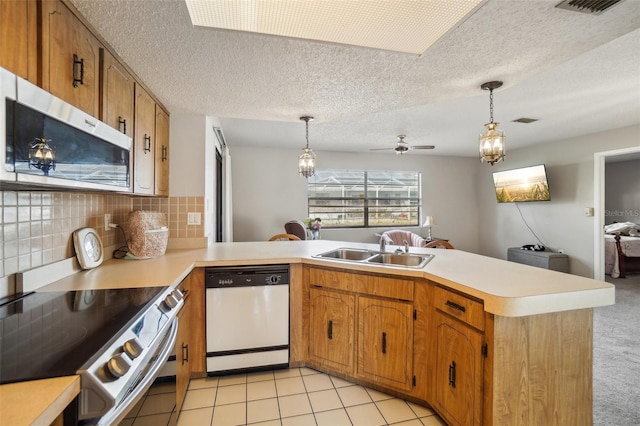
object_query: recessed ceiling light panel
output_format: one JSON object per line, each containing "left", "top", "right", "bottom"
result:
{"left": 184, "top": 0, "right": 484, "bottom": 55}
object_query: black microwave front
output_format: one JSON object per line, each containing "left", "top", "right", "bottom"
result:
{"left": 0, "top": 67, "right": 132, "bottom": 192}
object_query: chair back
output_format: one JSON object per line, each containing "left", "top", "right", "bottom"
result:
{"left": 380, "top": 230, "right": 426, "bottom": 247}
{"left": 284, "top": 220, "right": 308, "bottom": 240}
{"left": 268, "top": 233, "right": 301, "bottom": 241}
{"left": 425, "top": 240, "right": 454, "bottom": 249}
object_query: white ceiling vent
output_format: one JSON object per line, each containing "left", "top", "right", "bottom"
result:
{"left": 555, "top": 0, "right": 624, "bottom": 15}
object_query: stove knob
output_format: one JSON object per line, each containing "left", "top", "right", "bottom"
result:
{"left": 123, "top": 338, "right": 144, "bottom": 359}
{"left": 162, "top": 294, "right": 179, "bottom": 310}
{"left": 106, "top": 353, "right": 132, "bottom": 378}
{"left": 171, "top": 289, "right": 184, "bottom": 302}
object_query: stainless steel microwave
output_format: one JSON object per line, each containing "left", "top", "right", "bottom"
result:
{"left": 1, "top": 67, "right": 132, "bottom": 192}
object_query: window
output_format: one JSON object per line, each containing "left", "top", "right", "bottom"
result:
{"left": 308, "top": 170, "right": 421, "bottom": 228}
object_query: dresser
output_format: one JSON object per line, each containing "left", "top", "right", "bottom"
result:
{"left": 507, "top": 247, "right": 569, "bottom": 273}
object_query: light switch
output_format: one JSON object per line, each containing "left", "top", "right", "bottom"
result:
{"left": 187, "top": 212, "right": 201, "bottom": 225}
{"left": 584, "top": 207, "right": 594, "bottom": 217}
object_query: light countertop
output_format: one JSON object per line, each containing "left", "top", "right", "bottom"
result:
{"left": 0, "top": 376, "right": 79, "bottom": 426}
{"left": 39, "top": 240, "right": 615, "bottom": 317}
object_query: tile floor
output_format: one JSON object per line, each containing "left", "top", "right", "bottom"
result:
{"left": 120, "top": 367, "right": 446, "bottom": 426}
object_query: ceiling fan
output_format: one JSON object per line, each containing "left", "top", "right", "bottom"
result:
{"left": 370, "top": 135, "right": 435, "bottom": 155}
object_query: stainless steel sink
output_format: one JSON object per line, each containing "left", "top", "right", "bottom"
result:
{"left": 367, "top": 253, "right": 434, "bottom": 268}
{"left": 314, "top": 248, "right": 377, "bottom": 261}
{"left": 313, "top": 248, "right": 434, "bottom": 268}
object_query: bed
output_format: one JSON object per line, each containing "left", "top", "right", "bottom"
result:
{"left": 604, "top": 222, "right": 640, "bottom": 278}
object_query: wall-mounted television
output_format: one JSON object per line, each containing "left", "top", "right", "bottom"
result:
{"left": 492, "top": 164, "right": 551, "bottom": 203}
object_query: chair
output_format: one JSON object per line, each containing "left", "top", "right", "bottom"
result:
{"left": 380, "top": 230, "right": 426, "bottom": 247}
{"left": 268, "top": 233, "right": 301, "bottom": 241}
{"left": 284, "top": 220, "right": 309, "bottom": 240}
{"left": 425, "top": 240, "right": 454, "bottom": 249}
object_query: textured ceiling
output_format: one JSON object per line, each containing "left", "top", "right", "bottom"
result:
{"left": 69, "top": 0, "right": 640, "bottom": 157}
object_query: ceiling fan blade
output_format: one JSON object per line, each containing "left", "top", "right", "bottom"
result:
{"left": 369, "top": 148, "right": 395, "bottom": 151}
{"left": 411, "top": 145, "right": 436, "bottom": 150}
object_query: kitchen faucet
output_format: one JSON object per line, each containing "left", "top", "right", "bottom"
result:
{"left": 380, "top": 238, "right": 386, "bottom": 253}
{"left": 404, "top": 240, "right": 409, "bottom": 254}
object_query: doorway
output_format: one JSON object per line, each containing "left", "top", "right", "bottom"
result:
{"left": 593, "top": 146, "right": 640, "bottom": 280}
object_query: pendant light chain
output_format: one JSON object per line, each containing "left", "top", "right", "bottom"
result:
{"left": 305, "top": 118, "right": 310, "bottom": 149}
{"left": 489, "top": 88, "right": 494, "bottom": 124}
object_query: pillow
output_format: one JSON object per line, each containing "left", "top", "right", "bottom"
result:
{"left": 604, "top": 222, "right": 640, "bottom": 236}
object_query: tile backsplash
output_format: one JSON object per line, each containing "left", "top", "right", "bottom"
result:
{"left": 1, "top": 190, "right": 205, "bottom": 292}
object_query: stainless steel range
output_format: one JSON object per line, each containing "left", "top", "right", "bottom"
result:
{"left": 0, "top": 286, "right": 183, "bottom": 424}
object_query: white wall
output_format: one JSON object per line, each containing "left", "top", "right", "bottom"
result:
{"left": 170, "top": 113, "right": 219, "bottom": 243}
{"left": 477, "top": 124, "right": 640, "bottom": 278}
{"left": 605, "top": 159, "right": 640, "bottom": 224}
{"left": 230, "top": 146, "right": 482, "bottom": 252}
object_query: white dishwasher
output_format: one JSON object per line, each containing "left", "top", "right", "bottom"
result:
{"left": 205, "top": 265, "right": 290, "bottom": 375}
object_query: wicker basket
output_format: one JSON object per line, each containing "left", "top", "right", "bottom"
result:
{"left": 127, "top": 211, "right": 168, "bottom": 258}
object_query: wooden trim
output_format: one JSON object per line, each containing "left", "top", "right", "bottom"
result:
{"left": 490, "top": 309, "right": 593, "bottom": 425}
{"left": 289, "top": 263, "right": 307, "bottom": 365}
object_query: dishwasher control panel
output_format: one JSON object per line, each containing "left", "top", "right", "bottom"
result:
{"left": 205, "top": 265, "right": 290, "bottom": 288}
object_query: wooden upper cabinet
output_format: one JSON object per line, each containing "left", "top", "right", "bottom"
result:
{"left": 357, "top": 296, "right": 414, "bottom": 392}
{"left": 154, "top": 106, "right": 170, "bottom": 196}
{"left": 101, "top": 50, "right": 134, "bottom": 138}
{"left": 308, "top": 287, "right": 355, "bottom": 375}
{"left": 0, "top": 0, "right": 38, "bottom": 83}
{"left": 41, "top": 0, "right": 101, "bottom": 117}
{"left": 134, "top": 84, "right": 156, "bottom": 194}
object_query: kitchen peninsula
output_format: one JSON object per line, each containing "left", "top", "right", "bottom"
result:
{"left": 6, "top": 240, "right": 613, "bottom": 425}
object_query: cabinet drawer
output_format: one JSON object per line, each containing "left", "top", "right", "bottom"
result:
{"left": 434, "top": 286, "right": 484, "bottom": 331}
{"left": 308, "top": 267, "right": 413, "bottom": 301}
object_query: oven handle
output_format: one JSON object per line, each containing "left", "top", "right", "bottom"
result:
{"left": 98, "top": 317, "right": 179, "bottom": 425}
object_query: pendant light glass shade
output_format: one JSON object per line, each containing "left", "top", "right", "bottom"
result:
{"left": 298, "top": 116, "right": 316, "bottom": 178}
{"left": 479, "top": 81, "right": 505, "bottom": 165}
{"left": 479, "top": 122, "right": 505, "bottom": 165}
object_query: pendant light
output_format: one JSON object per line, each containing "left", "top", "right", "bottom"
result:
{"left": 298, "top": 116, "right": 316, "bottom": 178}
{"left": 479, "top": 81, "right": 505, "bottom": 165}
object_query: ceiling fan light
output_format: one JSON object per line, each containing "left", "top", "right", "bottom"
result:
{"left": 479, "top": 122, "right": 505, "bottom": 165}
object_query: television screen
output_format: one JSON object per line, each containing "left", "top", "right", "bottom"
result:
{"left": 492, "top": 164, "right": 550, "bottom": 203}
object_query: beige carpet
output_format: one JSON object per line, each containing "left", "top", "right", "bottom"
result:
{"left": 593, "top": 274, "right": 640, "bottom": 425}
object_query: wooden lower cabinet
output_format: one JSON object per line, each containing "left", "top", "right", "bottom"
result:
{"left": 308, "top": 287, "right": 355, "bottom": 375}
{"left": 175, "top": 269, "right": 206, "bottom": 412}
{"left": 434, "top": 311, "right": 483, "bottom": 426}
{"left": 357, "top": 296, "right": 414, "bottom": 392}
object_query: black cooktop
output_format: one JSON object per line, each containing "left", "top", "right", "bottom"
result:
{"left": 0, "top": 287, "right": 165, "bottom": 384}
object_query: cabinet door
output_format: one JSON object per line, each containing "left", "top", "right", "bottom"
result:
{"left": 0, "top": 0, "right": 37, "bottom": 83}
{"left": 176, "top": 296, "right": 190, "bottom": 412}
{"left": 41, "top": 0, "right": 101, "bottom": 117}
{"left": 133, "top": 84, "right": 155, "bottom": 194}
{"left": 101, "top": 50, "right": 134, "bottom": 138}
{"left": 154, "top": 106, "right": 170, "bottom": 196}
{"left": 309, "top": 287, "right": 355, "bottom": 375}
{"left": 357, "top": 296, "right": 414, "bottom": 391}
{"left": 435, "top": 311, "right": 483, "bottom": 426}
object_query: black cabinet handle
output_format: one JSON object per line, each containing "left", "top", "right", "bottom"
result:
{"left": 445, "top": 300, "right": 466, "bottom": 313}
{"left": 181, "top": 343, "right": 189, "bottom": 365}
{"left": 144, "top": 134, "right": 151, "bottom": 153}
{"left": 162, "top": 145, "right": 168, "bottom": 161}
{"left": 448, "top": 361, "right": 456, "bottom": 388}
{"left": 382, "top": 332, "right": 387, "bottom": 354}
{"left": 118, "top": 116, "right": 127, "bottom": 134}
{"left": 73, "top": 54, "right": 84, "bottom": 87}
{"left": 327, "top": 320, "right": 333, "bottom": 340}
